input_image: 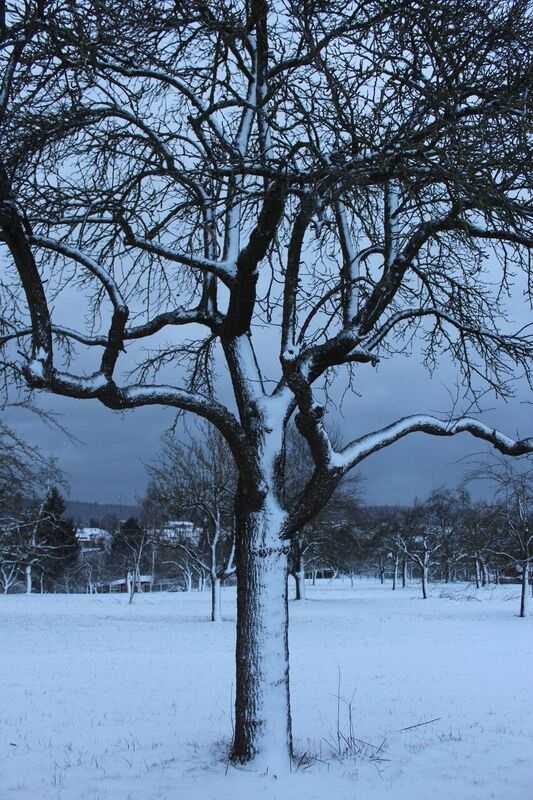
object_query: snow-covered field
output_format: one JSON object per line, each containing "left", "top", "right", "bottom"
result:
{"left": 1, "top": 580, "right": 532, "bottom": 800}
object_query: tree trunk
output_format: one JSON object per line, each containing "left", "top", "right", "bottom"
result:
{"left": 421, "top": 563, "right": 428, "bottom": 599}
{"left": 474, "top": 559, "right": 481, "bottom": 589}
{"left": 151, "top": 544, "right": 156, "bottom": 591}
{"left": 480, "top": 558, "right": 488, "bottom": 586}
{"left": 519, "top": 560, "right": 529, "bottom": 618}
{"left": 230, "top": 500, "right": 292, "bottom": 770}
{"left": 402, "top": 558, "right": 407, "bottom": 587}
{"left": 293, "top": 560, "right": 306, "bottom": 601}
{"left": 289, "top": 535, "right": 304, "bottom": 601}
{"left": 25, "top": 564, "right": 32, "bottom": 594}
{"left": 211, "top": 576, "right": 222, "bottom": 622}
{"left": 392, "top": 555, "right": 399, "bottom": 590}
{"left": 210, "top": 534, "right": 222, "bottom": 621}
{"left": 127, "top": 570, "right": 136, "bottom": 604}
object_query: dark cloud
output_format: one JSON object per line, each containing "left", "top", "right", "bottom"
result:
{"left": 3, "top": 346, "right": 529, "bottom": 507}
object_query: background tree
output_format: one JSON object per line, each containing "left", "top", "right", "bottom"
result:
{"left": 0, "top": 421, "right": 68, "bottom": 593}
{"left": 110, "top": 516, "right": 150, "bottom": 603}
{"left": 423, "top": 488, "right": 468, "bottom": 583}
{"left": 35, "top": 486, "right": 79, "bottom": 592}
{"left": 456, "top": 496, "right": 493, "bottom": 585}
{"left": 396, "top": 503, "right": 442, "bottom": 599}
{"left": 284, "top": 424, "right": 362, "bottom": 598}
{"left": 363, "top": 507, "right": 406, "bottom": 590}
{"left": 0, "top": 422, "right": 36, "bottom": 591}
{"left": 1, "top": 0, "right": 532, "bottom": 766}
{"left": 473, "top": 460, "right": 533, "bottom": 616}
{"left": 146, "top": 424, "right": 237, "bottom": 621}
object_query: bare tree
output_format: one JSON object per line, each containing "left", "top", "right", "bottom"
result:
{"left": 396, "top": 504, "right": 442, "bottom": 599}
{"left": 110, "top": 516, "right": 151, "bottom": 603}
{"left": 454, "top": 495, "right": 494, "bottom": 585}
{"left": 146, "top": 424, "right": 237, "bottom": 621}
{"left": 1, "top": 0, "right": 532, "bottom": 766}
{"left": 0, "top": 423, "right": 68, "bottom": 592}
{"left": 472, "top": 460, "right": 532, "bottom": 616}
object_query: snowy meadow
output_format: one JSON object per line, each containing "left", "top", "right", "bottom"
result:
{"left": 1, "top": 580, "right": 532, "bottom": 800}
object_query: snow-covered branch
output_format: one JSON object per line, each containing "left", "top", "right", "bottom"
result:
{"left": 118, "top": 221, "right": 237, "bottom": 285}
{"left": 336, "top": 416, "right": 533, "bottom": 471}
{"left": 31, "top": 236, "right": 126, "bottom": 308}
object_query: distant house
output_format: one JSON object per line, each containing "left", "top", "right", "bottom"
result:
{"left": 106, "top": 574, "right": 154, "bottom": 593}
{"left": 156, "top": 520, "right": 200, "bottom": 543}
{"left": 76, "top": 527, "right": 112, "bottom": 550}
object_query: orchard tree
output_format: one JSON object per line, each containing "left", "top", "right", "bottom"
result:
{"left": 423, "top": 487, "right": 467, "bottom": 583}
{"left": 146, "top": 424, "right": 237, "bottom": 621}
{"left": 456, "top": 494, "right": 495, "bottom": 585}
{"left": 1, "top": 422, "right": 68, "bottom": 592}
{"left": 397, "top": 502, "right": 444, "bottom": 598}
{"left": 1, "top": 0, "right": 532, "bottom": 767}
{"left": 110, "top": 516, "right": 150, "bottom": 603}
{"left": 283, "top": 423, "right": 360, "bottom": 598}
{"left": 34, "top": 486, "right": 78, "bottom": 590}
{"left": 473, "top": 459, "right": 532, "bottom": 616}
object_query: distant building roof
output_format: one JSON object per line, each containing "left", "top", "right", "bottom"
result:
{"left": 154, "top": 520, "right": 199, "bottom": 541}
{"left": 108, "top": 575, "right": 153, "bottom": 586}
{"left": 76, "top": 527, "right": 112, "bottom": 542}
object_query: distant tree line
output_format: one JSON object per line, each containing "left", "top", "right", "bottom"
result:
{"left": 0, "top": 422, "right": 79, "bottom": 593}
{"left": 1, "top": 423, "right": 531, "bottom": 616}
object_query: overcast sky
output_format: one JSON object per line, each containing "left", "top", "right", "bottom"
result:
{"left": 3, "top": 341, "right": 530, "bottom": 508}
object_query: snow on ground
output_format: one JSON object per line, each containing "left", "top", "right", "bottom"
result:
{"left": 1, "top": 580, "right": 532, "bottom": 800}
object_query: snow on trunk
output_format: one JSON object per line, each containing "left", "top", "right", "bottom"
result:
{"left": 231, "top": 498, "right": 292, "bottom": 770}
{"left": 25, "top": 564, "right": 32, "bottom": 594}
{"left": 294, "top": 564, "right": 306, "bottom": 601}
{"left": 211, "top": 576, "right": 222, "bottom": 622}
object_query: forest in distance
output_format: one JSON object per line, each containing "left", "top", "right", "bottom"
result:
{"left": 1, "top": 419, "right": 531, "bottom": 620}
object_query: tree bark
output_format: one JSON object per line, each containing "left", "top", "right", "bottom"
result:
{"left": 293, "top": 564, "right": 306, "bottom": 600}
{"left": 25, "top": 564, "right": 32, "bottom": 594}
{"left": 474, "top": 559, "right": 481, "bottom": 589}
{"left": 291, "top": 540, "right": 306, "bottom": 601}
{"left": 480, "top": 558, "right": 488, "bottom": 586}
{"left": 421, "top": 563, "right": 428, "bottom": 599}
{"left": 230, "top": 499, "right": 292, "bottom": 769}
{"left": 392, "top": 555, "right": 399, "bottom": 590}
{"left": 211, "top": 576, "right": 222, "bottom": 622}
{"left": 519, "top": 560, "right": 529, "bottom": 618}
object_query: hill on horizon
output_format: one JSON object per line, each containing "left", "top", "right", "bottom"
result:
{"left": 65, "top": 499, "right": 140, "bottom": 526}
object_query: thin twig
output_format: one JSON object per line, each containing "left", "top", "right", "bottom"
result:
{"left": 397, "top": 717, "right": 441, "bottom": 732}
